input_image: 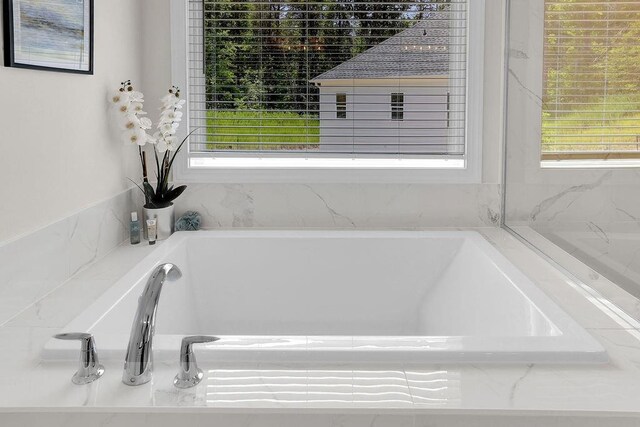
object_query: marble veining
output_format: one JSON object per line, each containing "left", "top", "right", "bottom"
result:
{"left": 528, "top": 173, "right": 612, "bottom": 223}
{"left": 0, "top": 189, "right": 135, "bottom": 326}
{"left": 507, "top": 68, "right": 542, "bottom": 107}
{"left": 176, "top": 183, "right": 502, "bottom": 230}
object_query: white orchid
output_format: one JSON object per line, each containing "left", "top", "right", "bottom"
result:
{"left": 159, "top": 122, "right": 179, "bottom": 135}
{"left": 110, "top": 82, "right": 190, "bottom": 210}
{"left": 129, "top": 91, "right": 145, "bottom": 103}
{"left": 157, "top": 87, "right": 185, "bottom": 145}
{"left": 161, "top": 109, "right": 183, "bottom": 122}
{"left": 146, "top": 133, "right": 158, "bottom": 145}
{"left": 155, "top": 139, "right": 168, "bottom": 153}
{"left": 139, "top": 117, "right": 153, "bottom": 130}
{"left": 117, "top": 103, "right": 131, "bottom": 115}
{"left": 124, "top": 128, "right": 147, "bottom": 146}
{"left": 130, "top": 101, "right": 147, "bottom": 115}
{"left": 161, "top": 93, "right": 185, "bottom": 108}
{"left": 120, "top": 113, "right": 141, "bottom": 130}
{"left": 109, "top": 90, "right": 130, "bottom": 107}
{"left": 110, "top": 81, "right": 152, "bottom": 147}
{"left": 110, "top": 83, "right": 187, "bottom": 152}
{"left": 156, "top": 135, "right": 178, "bottom": 153}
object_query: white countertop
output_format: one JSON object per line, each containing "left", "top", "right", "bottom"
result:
{"left": 2, "top": 228, "right": 640, "bottom": 419}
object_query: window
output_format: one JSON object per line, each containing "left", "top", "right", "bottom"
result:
{"left": 391, "top": 93, "right": 404, "bottom": 121}
{"left": 542, "top": 0, "right": 640, "bottom": 161}
{"left": 173, "top": 0, "right": 484, "bottom": 182}
{"left": 185, "top": 0, "right": 471, "bottom": 161}
{"left": 336, "top": 93, "right": 347, "bottom": 119}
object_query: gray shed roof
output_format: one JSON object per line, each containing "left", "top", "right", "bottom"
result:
{"left": 312, "top": 17, "right": 450, "bottom": 82}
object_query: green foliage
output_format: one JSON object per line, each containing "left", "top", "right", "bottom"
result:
{"left": 543, "top": 0, "right": 640, "bottom": 153}
{"left": 137, "top": 130, "right": 196, "bottom": 209}
{"left": 204, "top": 0, "right": 447, "bottom": 115}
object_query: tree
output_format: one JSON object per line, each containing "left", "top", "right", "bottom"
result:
{"left": 205, "top": 0, "right": 454, "bottom": 114}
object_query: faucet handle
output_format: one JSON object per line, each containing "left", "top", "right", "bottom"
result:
{"left": 173, "top": 335, "right": 219, "bottom": 389}
{"left": 54, "top": 333, "right": 105, "bottom": 385}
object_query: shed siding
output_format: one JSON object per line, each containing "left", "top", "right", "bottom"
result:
{"left": 318, "top": 83, "right": 451, "bottom": 154}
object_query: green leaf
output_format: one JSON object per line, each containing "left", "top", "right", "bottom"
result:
{"left": 143, "top": 182, "right": 156, "bottom": 202}
{"left": 164, "top": 185, "right": 187, "bottom": 203}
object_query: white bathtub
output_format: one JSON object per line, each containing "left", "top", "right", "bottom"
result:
{"left": 45, "top": 231, "right": 607, "bottom": 364}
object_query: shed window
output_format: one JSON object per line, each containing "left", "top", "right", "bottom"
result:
{"left": 336, "top": 93, "right": 347, "bottom": 119}
{"left": 391, "top": 93, "right": 405, "bottom": 121}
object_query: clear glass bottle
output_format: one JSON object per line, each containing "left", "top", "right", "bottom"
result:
{"left": 130, "top": 211, "right": 141, "bottom": 245}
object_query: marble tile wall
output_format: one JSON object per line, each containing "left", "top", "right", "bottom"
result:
{"left": 175, "top": 183, "right": 502, "bottom": 230}
{"left": 503, "top": 0, "right": 640, "bottom": 298}
{"left": 0, "top": 189, "right": 136, "bottom": 326}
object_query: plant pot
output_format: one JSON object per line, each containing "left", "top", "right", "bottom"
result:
{"left": 143, "top": 204, "right": 175, "bottom": 241}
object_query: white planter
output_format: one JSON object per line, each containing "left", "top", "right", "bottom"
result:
{"left": 143, "top": 204, "right": 175, "bottom": 241}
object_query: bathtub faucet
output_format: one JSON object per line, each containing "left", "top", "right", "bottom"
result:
{"left": 123, "top": 263, "right": 182, "bottom": 386}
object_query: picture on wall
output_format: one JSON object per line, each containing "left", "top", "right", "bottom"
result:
{"left": 2, "top": 0, "right": 93, "bottom": 74}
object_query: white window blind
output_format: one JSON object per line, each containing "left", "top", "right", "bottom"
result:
{"left": 187, "top": 0, "right": 468, "bottom": 160}
{"left": 542, "top": 0, "right": 640, "bottom": 160}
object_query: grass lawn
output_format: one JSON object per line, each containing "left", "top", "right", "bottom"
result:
{"left": 205, "top": 106, "right": 640, "bottom": 156}
{"left": 206, "top": 110, "right": 319, "bottom": 151}
{"left": 542, "top": 96, "right": 640, "bottom": 154}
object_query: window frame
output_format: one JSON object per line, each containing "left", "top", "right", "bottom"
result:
{"left": 336, "top": 93, "right": 347, "bottom": 120}
{"left": 391, "top": 93, "right": 405, "bottom": 121}
{"left": 170, "top": 0, "right": 485, "bottom": 184}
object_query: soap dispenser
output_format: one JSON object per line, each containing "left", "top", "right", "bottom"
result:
{"left": 130, "top": 211, "right": 141, "bottom": 245}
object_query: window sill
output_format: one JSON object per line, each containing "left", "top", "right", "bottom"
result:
{"left": 175, "top": 156, "right": 480, "bottom": 184}
{"left": 541, "top": 159, "right": 640, "bottom": 169}
{"left": 191, "top": 157, "right": 464, "bottom": 170}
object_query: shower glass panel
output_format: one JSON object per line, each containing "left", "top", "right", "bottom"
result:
{"left": 503, "top": 0, "right": 640, "bottom": 302}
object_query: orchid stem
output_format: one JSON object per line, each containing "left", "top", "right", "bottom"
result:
{"left": 138, "top": 147, "right": 150, "bottom": 206}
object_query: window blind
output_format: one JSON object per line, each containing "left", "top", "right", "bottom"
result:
{"left": 542, "top": 0, "right": 640, "bottom": 160}
{"left": 187, "top": 0, "right": 468, "bottom": 159}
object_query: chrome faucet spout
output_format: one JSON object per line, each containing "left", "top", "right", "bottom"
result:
{"left": 122, "top": 263, "right": 182, "bottom": 386}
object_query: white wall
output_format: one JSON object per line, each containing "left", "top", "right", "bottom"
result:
{"left": 0, "top": 0, "right": 143, "bottom": 243}
{"left": 143, "top": 0, "right": 506, "bottom": 229}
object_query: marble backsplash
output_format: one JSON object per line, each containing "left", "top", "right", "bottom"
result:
{"left": 0, "top": 189, "right": 136, "bottom": 325}
{"left": 506, "top": 173, "right": 640, "bottom": 297}
{"left": 175, "top": 183, "right": 502, "bottom": 230}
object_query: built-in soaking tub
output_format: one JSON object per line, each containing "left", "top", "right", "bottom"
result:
{"left": 44, "top": 231, "right": 607, "bottom": 364}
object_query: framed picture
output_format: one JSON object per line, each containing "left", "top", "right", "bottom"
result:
{"left": 2, "top": 0, "right": 93, "bottom": 74}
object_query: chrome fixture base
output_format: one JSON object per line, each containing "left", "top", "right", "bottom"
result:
{"left": 123, "top": 368, "right": 152, "bottom": 386}
{"left": 173, "top": 335, "right": 219, "bottom": 389}
{"left": 54, "top": 333, "right": 104, "bottom": 385}
{"left": 174, "top": 368, "right": 204, "bottom": 389}
{"left": 73, "top": 366, "right": 105, "bottom": 385}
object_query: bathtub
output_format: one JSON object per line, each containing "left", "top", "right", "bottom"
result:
{"left": 45, "top": 231, "right": 607, "bottom": 364}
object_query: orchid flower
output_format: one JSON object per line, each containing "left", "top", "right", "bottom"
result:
{"left": 110, "top": 81, "right": 190, "bottom": 209}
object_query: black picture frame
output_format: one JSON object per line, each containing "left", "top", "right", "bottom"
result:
{"left": 2, "top": 0, "right": 94, "bottom": 74}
